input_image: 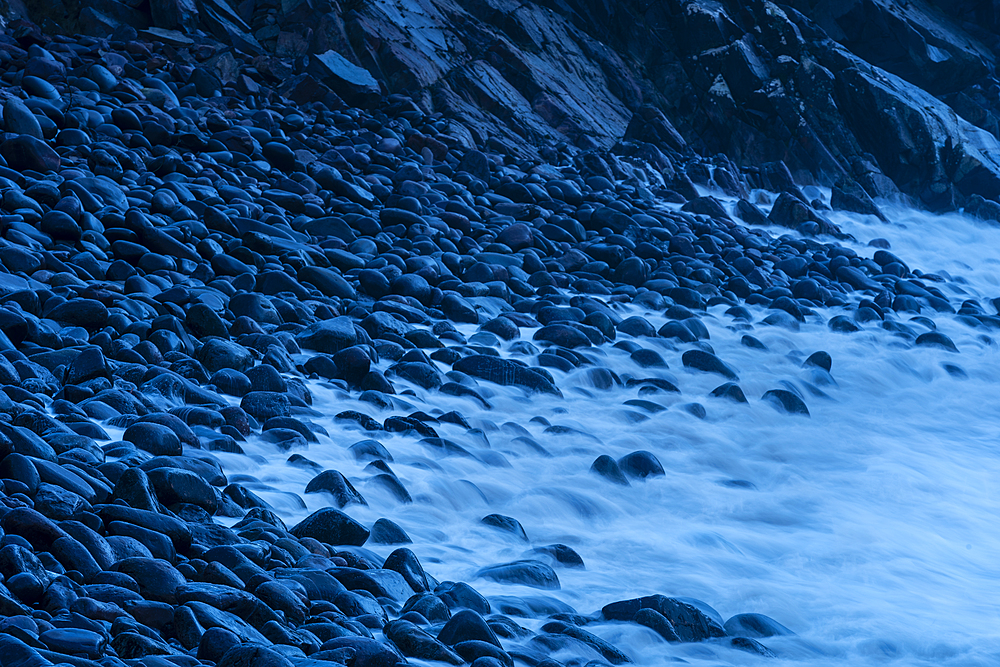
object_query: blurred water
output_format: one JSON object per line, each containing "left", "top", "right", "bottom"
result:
{"left": 217, "top": 202, "right": 1000, "bottom": 666}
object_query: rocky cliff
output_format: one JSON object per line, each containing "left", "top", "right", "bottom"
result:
{"left": 7, "top": 0, "right": 1000, "bottom": 212}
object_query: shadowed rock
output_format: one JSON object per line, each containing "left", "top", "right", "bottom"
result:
{"left": 291, "top": 508, "right": 369, "bottom": 546}
{"left": 682, "top": 350, "right": 738, "bottom": 380}
{"left": 453, "top": 355, "right": 560, "bottom": 395}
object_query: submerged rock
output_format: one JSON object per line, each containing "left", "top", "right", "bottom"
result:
{"left": 682, "top": 350, "right": 739, "bottom": 380}
{"left": 762, "top": 389, "right": 811, "bottom": 416}
{"left": 453, "top": 356, "right": 561, "bottom": 395}
{"left": 476, "top": 561, "right": 560, "bottom": 590}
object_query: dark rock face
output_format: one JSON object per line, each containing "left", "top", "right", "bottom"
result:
{"left": 791, "top": 0, "right": 992, "bottom": 96}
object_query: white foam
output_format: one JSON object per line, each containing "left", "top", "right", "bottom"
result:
{"left": 230, "top": 202, "right": 1000, "bottom": 665}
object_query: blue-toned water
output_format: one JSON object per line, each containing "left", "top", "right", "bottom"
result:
{"left": 210, "top": 199, "right": 1000, "bottom": 666}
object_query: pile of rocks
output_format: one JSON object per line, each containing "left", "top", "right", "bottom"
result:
{"left": 0, "top": 16, "right": 980, "bottom": 667}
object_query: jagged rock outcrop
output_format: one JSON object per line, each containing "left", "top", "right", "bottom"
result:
{"left": 789, "top": 0, "right": 994, "bottom": 96}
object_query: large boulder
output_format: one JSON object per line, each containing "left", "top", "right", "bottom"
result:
{"left": 800, "top": 0, "right": 992, "bottom": 95}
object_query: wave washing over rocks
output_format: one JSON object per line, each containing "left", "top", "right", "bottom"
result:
{"left": 0, "top": 3, "right": 1000, "bottom": 667}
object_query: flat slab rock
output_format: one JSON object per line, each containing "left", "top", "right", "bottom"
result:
{"left": 452, "top": 355, "right": 561, "bottom": 395}
{"left": 476, "top": 560, "right": 560, "bottom": 590}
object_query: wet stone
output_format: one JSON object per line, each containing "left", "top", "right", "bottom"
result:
{"left": 590, "top": 455, "right": 630, "bottom": 485}
{"left": 114, "top": 557, "right": 185, "bottom": 604}
{"left": 146, "top": 467, "right": 218, "bottom": 513}
{"left": 455, "top": 641, "right": 513, "bottom": 667}
{"left": 291, "top": 508, "right": 370, "bottom": 546}
{"left": 246, "top": 364, "right": 288, "bottom": 393}
{"left": 724, "top": 612, "right": 794, "bottom": 638}
{"left": 369, "top": 518, "right": 412, "bottom": 544}
{"left": 533, "top": 324, "right": 593, "bottom": 349}
{"left": 453, "top": 355, "right": 560, "bottom": 395}
{"left": 198, "top": 627, "right": 242, "bottom": 663}
{"left": 828, "top": 315, "right": 861, "bottom": 333}
{"left": 762, "top": 389, "right": 810, "bottom": 416}
{"left": 436, "top": 582, "right": 492, "bottom": 614}
{"left": 540, "top": 620, "right": 632, "bottom": 664}
{"left": 634, "top": 607, "right": 681, "bottom": 642}
{"left": 617, "top": 316, "right": 657, "bottom": 337}
{"left": 0, "top": 17, "right": 974, "bottom": 664}
{"left": 1, "top": 135, "right": 60, "bottom": 172}
{"left": 731, "top": 636, "right": 777, "bottom": 657}
{"left": 392, "top": 362, "right": 443, "bottom": 389}
{"left": 531, "top": 544, "right": 585, "bottom": 568}
{"left": 481, "top": 514, "right": 528, "bottom": 541}
{"left": 319, "top": 637, "right": 405, "bottom": 667}
{"left": 384, "top": 547, "right": 430, "bottom": 592}
{"left": 438, "top": 609, "right": 502, "bottom": 647}
{"left": 481, "top": 317, "right": 520, "bottom": 340}
{"left": 217, "top": 644, "right": 295, "bottom": 667}
{"left": 916, "top": 331, "right": 958, "bottom": 352}
{"left": 682, "top": 350, "right": 738, "bottom": 380}
{"left": 943, "top": 363, "right": 967, "bottom": 378}
{"left": 241, "top": 391, "right": 291, "bottom": 421}
{"left": 350, "top": 439, "right": 394, "bottom": 462}
{"left": 336, "top": 411, "right": 383, "bottom": 431}
{"left": 476, "top": 560, "right": 560, "bottom": 590}
{"left": 7, "top": 572, "right": 44, "bottom": 604}
{"left": 631, "top": 348, "right": 667, "bottom": 368}
{"left": 710, "top": 382, "right": 748, "bottom": 403}
{"left": 618, "top": 451, "right": 665, "bottom": 479}
{"left": 602, "top": 595, "right": 726, "bottom": 642}
{"left": 803, "top": 351, "right": 833, "bottom": 372}
{"left": 266, "top": 417, "right": 321, "bottom": 443}
{"left": 385, "top": 619, "right": 464, "bottom": 664}
{"left": 304, "top": 470, "right": 368, "bottom": 508}
{"left": 742, "top": 335, "right": 768, "bottom": 350}
{"left": 297, "top": 317, "right": 358, "bottom": 353}
{"left": 123, "top": 422, "right": 182, "bottom": 457}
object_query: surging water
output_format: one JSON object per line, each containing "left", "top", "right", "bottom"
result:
{"left": 213, "top": 201, "right": 1000, "bottom": 666}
